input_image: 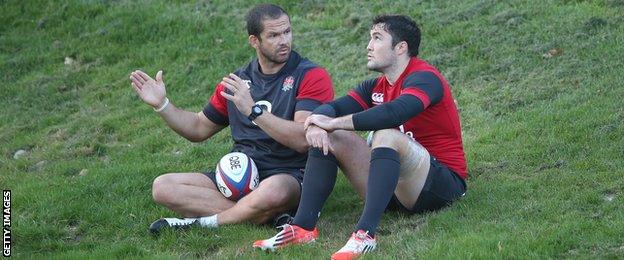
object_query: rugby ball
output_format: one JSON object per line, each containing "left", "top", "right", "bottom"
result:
{"left": 215, "top": 152, "right": 259, "bottom": 201}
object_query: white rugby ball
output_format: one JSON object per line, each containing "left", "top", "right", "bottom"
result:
{"left": 215, "top": 152, "right": 259, "bottom": 201}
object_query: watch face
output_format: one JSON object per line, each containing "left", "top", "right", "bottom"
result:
{"left": 253, "top": 106, "right": 262, "bottom": 113}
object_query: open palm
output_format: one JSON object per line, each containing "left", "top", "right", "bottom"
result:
{"left": 130, "top": 70, "right": 167, "bottom": 108}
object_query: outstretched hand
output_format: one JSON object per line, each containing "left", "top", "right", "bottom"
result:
{"left": 130, "top": 70, "right": 166, "bottom": 108}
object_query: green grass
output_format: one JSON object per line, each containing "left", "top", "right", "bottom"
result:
{"left": 2, "top": 0, "right": 623, "bottom": 258}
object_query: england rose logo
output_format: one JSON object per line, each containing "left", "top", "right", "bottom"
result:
{"left": 282, "top": 76, "right": 294, "bottom": 92}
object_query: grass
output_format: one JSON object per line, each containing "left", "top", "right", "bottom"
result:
{"left": 2, "top": 0, "right": 623, "bottom": 258}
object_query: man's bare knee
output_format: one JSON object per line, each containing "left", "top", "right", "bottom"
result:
{"left": 371, "top": 129, "right": 428, "bottom": 164}
{"left": 370, "top": 129, "right": 404, "bottom": 149}
{"left": 152, "top": 174, "right": 176, "bottom": 205}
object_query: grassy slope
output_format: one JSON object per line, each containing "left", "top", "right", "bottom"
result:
{"left": 1, "top": 0, "right": 623, "bottom": 258}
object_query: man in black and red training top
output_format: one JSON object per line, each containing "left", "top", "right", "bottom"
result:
{"left": 129, "top": 4, "right": 333, "bottom": 233}
{"left": 254, "top": 15, "right": 467, "bottom": 259}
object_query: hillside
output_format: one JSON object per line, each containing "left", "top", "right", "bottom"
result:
{"left": 1, "top": 0, "right": 623, "bottom": 258}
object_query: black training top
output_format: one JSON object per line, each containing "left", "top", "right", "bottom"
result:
{"left": 202, "top": 51, "right": 333, "bottom": 173}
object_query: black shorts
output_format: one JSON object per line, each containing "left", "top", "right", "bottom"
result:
{"left": 203, "top": 168, "right": 305, "bottom": 191}
{"left": 386, "top": 157, "right": 467, "bottom": 214}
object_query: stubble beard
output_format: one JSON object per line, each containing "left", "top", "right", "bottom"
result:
{"left": 260, "top": 44, "right": 290, "bottom": 65}
{"left": 367, "top": 60, "right": 385, "bottom": 73}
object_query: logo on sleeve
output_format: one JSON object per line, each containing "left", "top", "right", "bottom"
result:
{"left": 282, "top": 76, "right": 294, "bottom": 92}
{"left": 371, "top": 93, "right": 384, "bottom": 105}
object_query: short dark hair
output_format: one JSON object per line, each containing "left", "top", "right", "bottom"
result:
{"left": 246, "top": 4, "right": 289, "bottom": 39}
{"left": 372, "top": 15, "right": 421, "bottom": 57}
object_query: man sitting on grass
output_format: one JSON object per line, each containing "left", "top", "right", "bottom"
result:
{"left": 129, "top": 4, "right": 333, "bottom": 234}
{"left": 254, "top": 14, "right": 467, "bottom": 259}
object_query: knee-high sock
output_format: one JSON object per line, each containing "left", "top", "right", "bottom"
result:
{"left": 292, "top": 148, "right": 338, "bottom": 231}
{"left": 355, "top": 147, "right": 400, "bottom": 237}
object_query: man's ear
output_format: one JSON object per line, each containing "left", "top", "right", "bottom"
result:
{"left": 395, "top": 41, "right": 408, "bottom": 56}
{"left": 249, "top": 35, "right": 259, "bottom": 49}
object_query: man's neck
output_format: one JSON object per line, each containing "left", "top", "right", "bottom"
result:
{"left": 257, "top": 55, "right": 286, "bottom": 75}
{"left": 384, "top": 56, "right": 411, "bottom": 86}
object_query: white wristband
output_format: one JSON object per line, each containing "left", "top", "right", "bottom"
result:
{"left": 153, "top": 97, "right": 170, "bottom": 112}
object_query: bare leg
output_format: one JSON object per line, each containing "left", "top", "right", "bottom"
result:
{"left": 369, "top": 129, "right": 430, "bottom": 209}
{"left": 152, "top": 172, "right": 300, "bottom": 225}
{"left": 217, "top": 174, "right": 300, "bottom": 225}
{"left": 325, "top": 129, "right": 430, "bottom": 207}
{"left": 152, "top": 173, "right": 234, "bottom": 217}
{"left": 327, "top": 130, "right": 371, "bottom": 198}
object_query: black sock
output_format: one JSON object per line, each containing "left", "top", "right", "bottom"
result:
{"left": 292, "top": 148, "right": 338, "bottom": 231}
{"left": 355, "top": 147, "right": 400, "bottom": 237}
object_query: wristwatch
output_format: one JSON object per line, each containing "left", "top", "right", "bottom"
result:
{"left": 248, "top": 104, "right": 264, "bottom": 121}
